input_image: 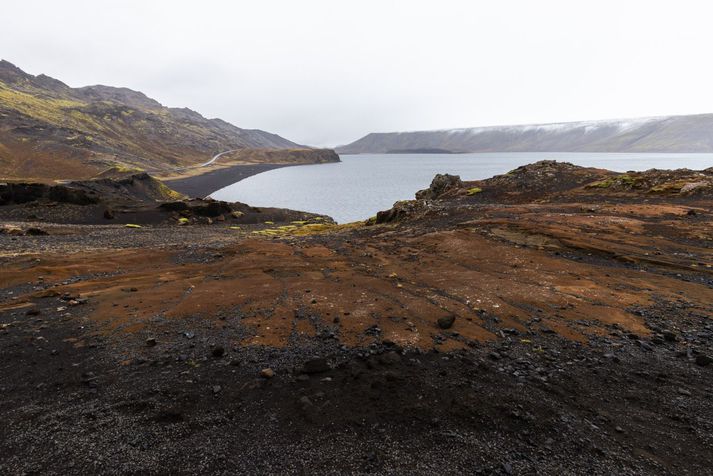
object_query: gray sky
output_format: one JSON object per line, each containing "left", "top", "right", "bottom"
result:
{"left": 3, "top": 0, "right": 713, "bottom": 147}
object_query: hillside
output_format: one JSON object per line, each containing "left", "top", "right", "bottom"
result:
{"left": 336, "top": 114, "right": 713, "bottom": 154}
{"left": 0, "top": 60, "right": 302, "bottom": 180}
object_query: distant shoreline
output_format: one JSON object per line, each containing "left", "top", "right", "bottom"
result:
{"left": 164, "top": 163, "right": 294, "bottom": 198}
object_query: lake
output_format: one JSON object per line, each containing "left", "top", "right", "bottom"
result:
{"left": 210, "top": 152, "right": 713, "bottom": 223}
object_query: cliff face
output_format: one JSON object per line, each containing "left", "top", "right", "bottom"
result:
{"left": 0, "top": 60, "right": 302, "bottom": 180}
{"left": 336, "top": 114, "right": 713, "bottom": 154}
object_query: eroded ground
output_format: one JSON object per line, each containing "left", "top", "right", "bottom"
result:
{"left": 1, "top": 162, "right": 712, "bottom": 474}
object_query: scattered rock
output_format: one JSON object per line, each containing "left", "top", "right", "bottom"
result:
{"left": 146, "top": 337, "right": 157, "bottom": 347}
{"left": 260, "top": 368, "right": 275, "bottom": 379}
{"left": 437, "top": 315, "right": 456, "bottom": 329}
{"left": 212, "top": 346, "right": 225, "bottom": 358}
{"left": 103, "top": 209, "right": 115, "bottom": 219}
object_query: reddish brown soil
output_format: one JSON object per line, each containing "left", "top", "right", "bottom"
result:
{"left": 1, "top": 162, "right": 712, "bottom": 474}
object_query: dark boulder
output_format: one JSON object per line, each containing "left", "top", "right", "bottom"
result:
{"left": 302, "top": 358, "right": 330, "bottom": 374}
{"left": 415, "top": 174, "right": 463, "bottom": 200}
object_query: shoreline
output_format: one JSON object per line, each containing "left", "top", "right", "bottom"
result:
{"left": 163, "top": 162, "right": 295, "bottom": 198}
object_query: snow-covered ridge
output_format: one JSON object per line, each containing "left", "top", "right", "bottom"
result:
{"left": 336, "top": 113, "right": 713, "bottom": 154}
{"left": 429, "top": 116, "right": 670, "bottom": 136}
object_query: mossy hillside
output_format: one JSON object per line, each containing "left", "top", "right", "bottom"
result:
{"left": 0, "top": 83, "right": 86, "bottom": 125}
{"left": 0, "top": 62, "right": 305, "bottom": 180}
{"left": 586, "top": 174, "right": 636, "bottom": 189}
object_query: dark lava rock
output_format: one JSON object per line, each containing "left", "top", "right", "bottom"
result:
{"left": 103, "top": 208, "right": 115, "bottom": 219}
{"left": 437, "top": 315, "right": 456, "bottom": 329}
{"left": 159, "top": 201, "right": 189, "bottom": 212}
{"left": 415, "top": 174, "right": 463, "bottom": 200}
{"left": 25, "top": 227, "right": 48, "bottom": 236}
{"left": 663, "top": 330, "right": 678, "bottom": 342}
{"left": 302, "top": 358, "right": 330, "bottom": 374}
{"left": 212, "top": 346, "right": 225, "bottom": 358}
{"left": 695, "top": 354, "right": 712, "bottom": 367}
{"left": 146, "top": 337, "right": 157, "bottom": 347}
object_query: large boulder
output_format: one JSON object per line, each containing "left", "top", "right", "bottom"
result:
{"left": 415, "top": 174, "right": 463, "bottom": 200}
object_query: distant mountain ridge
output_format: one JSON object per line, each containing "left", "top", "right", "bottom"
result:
{"left": 0, "top": 60, "right": 302, "bottom": 180}
{"left": 336, "top": 115, "right": 713, "bottom": 154}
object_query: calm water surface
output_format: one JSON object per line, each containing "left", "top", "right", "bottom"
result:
{"left": 211, "top": 152, "right": 713, "bottom": 223}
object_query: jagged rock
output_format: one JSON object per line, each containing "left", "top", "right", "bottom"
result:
{"left": 415, "top": 174, "right": 463, "bottom": 200}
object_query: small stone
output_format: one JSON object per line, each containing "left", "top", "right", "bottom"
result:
{"left": 212, "top": 385, "right": 222, "bottom": 394}
{"left": 615, "top": 426, "right": 624, "bottom": 433}
{"left": 695, "top": 354, "right": 712, "bottom": 367}
{"left": 212, "top": 346, "right": 225, "bottom": 358}
{"left": 379, "top": 351, "right": 401, "bottom": 366}
{"left": 260, "top": 368, "right": 275, "bottom": 379}
{"left": 662, "top": 331, "right": 678, "bottom": 342}
{"left": 25, "top": 227, "right": 48, "bottom": 236}
{"left": 678, "top": 387, "right": 692, "bottom": 396}
{"left": 437, "top": 315, "right": 456, "bottom": 329}
{"left": 302, "top": 358, "right": 330, "bottom": 374}
{"left": 146, "top": 337, "right": 157, "bottom": 347}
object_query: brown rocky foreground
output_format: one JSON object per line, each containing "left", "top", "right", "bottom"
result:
{"left": 1, "top": 161, "right": 712, "bottom": 474}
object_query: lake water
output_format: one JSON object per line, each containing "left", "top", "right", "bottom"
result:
{"left": 210, "top": 152, "right": 713, "bottom": 223}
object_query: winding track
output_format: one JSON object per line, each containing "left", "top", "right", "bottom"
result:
{"left": 197, "top": 149, "right": 242, "bottom": 168}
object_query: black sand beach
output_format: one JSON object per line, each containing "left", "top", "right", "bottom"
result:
{"left": 165, "top": 163, "right": 294, "bottom": 198}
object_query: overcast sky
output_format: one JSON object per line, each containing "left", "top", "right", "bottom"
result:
{"left": 3, "top": 0, "right": 713, "bottom": 146}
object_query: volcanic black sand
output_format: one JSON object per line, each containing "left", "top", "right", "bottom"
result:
{"left": 1, "top": 161, "right": 713, "bottom": 475}
{"left": 164, "top": 163, "right": 293, "bottom": 198}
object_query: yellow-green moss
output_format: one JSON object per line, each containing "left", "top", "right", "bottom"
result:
{"left": 587, "top": 174, "right": 635, "bottom": 189}
{"left": 466, "top": 187, "right": 483, "bottom": 196}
